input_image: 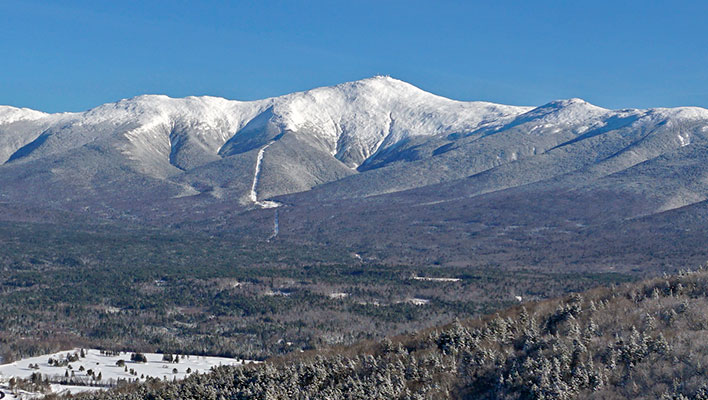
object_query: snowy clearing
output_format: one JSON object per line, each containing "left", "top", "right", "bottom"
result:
{"left": 0, "top": 349, "right": 253, "bottom": 399}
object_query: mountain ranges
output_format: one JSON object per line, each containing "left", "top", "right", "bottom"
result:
{"left": 2, "top": 76, "right": 708, "bottom": 271}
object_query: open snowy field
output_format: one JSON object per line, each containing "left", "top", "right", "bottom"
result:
{"left": 0, "top": 349, "right": 252, "bottom": 399}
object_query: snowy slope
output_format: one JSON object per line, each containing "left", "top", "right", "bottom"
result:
{"left": 288, "top": 97, "right": 708, "bottom": 206}
{"left": 216, "top": 76, "right": 532, "bottom": 168}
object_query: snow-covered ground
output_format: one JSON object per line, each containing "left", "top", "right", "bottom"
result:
{"left": 0, "top": 349, "right": 253, "bottom": 399}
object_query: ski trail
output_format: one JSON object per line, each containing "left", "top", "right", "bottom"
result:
{"left": 268, "top": 208, "right": 279, "bottom": 240}
{"left": 273, "top": 208, "right": 279, "bottom": 237}
{"left": 250, "top": 142, "right": 280, "bottom": 208}
{"left": 249, "top": 142, "right": 272, "bottom": 203}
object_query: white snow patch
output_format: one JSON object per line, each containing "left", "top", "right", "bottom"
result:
{"left": 406, "top": 298, "right": 430, "bottom": 306}
{"left": 412, "top": 276, "right": 461, "bottom": 282}
{"left": 678, "top": 133, "right": 691, "bottom": 147}
{"left": 575, "top": 125, "right": 589, "bottom": 134}
{"left": 263, "top": 289, "right": 291, "bottom": 296}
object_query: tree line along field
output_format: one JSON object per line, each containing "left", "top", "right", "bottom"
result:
{"left": 0, "top": 221, "right": 634, "bottom": 364}
{"left": 65, "top": 266, "right": 708, "bottom": 400}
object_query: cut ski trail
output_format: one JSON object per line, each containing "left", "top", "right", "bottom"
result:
{"left": 250, "top": 142, "right": 280, "bottom": 209}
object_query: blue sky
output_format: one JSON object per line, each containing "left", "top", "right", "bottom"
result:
{"left": 1, "top": 0, "right": 707, "bottom": 112}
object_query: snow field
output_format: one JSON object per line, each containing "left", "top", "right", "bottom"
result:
{"left": 0, "top": 349, "right": 253, "bottom": 398}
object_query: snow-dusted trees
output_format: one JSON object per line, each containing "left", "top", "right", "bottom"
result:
{"left": 70, "top": 268, "right": 708, "bottom": 400}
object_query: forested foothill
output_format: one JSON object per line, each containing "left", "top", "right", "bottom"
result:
{"left": 60, "top": 267, "right": 708, "bottom": 399}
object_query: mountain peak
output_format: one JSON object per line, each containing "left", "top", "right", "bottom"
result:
{"left": 0, "top": 106, "right": 48, "bottom": 124}
{"left": 513, "top": 97, "right": 609, "bottom": 126}
{"left": 540, "top": 98, "right": 601, "bottom": 110}
{"left": 316, "top": 75, "right": 429, "bottom": 99}
{"left": 350, "top": 75, "right": 409, "bottom": 86}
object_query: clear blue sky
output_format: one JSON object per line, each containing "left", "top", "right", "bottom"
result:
{"left": 1, "top": 0, "right": 707, "bottom": 113}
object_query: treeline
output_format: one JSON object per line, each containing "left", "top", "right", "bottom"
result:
{"left": 67, "top": 266, "right": 708, "bottom": 399}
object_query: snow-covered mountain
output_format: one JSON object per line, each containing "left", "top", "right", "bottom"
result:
{"left": 0, "top": 77, "right": 530, "bottom": 206}
{"left": 1, "top": 76, "right": 708, "bottom": 230}
{"left": 0, "top": 77, "right": 528, "bottom": 168}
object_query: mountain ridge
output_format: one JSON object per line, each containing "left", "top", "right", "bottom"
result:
{"left": 2, "top": 77, "right": 708, "bottom": 264}
{"left": 3, "top": 77, "right": 707, "bottom": 177}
